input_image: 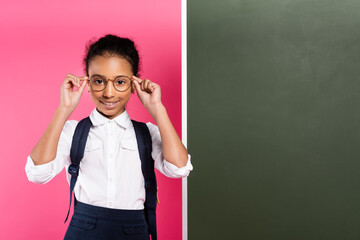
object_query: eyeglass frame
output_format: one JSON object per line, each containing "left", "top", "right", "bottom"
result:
{"left": 87, "top": 74, "right": 132, "bottom": 92}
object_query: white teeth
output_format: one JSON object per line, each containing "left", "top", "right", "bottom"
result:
{"left": 101, "top": 101, "right": 117, "bottom": 106}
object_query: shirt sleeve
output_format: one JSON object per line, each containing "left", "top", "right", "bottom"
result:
{"left": 146, "top": 122, "right": 193, "bottom": 178}
{"left": 25, "top": 120, "right": 78, "bottom": 184}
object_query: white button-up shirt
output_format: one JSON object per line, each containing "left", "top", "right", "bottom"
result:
{"left": 25, "top": 108, "right": 193, "bottom": 209}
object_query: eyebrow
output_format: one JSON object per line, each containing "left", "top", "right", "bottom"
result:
{"left": 90, "top": 74, "right": 129, "bottom": 78}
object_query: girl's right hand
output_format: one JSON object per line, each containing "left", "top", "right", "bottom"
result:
{"left": 59, "top": 73, "right": 88, "bottom": 111}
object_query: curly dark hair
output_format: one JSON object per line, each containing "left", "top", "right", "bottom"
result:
{"left": 83, "top": 34, "right": 140, "bottom": 76}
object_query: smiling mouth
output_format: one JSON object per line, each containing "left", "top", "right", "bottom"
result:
{"left": 100, "top": 100, "right": 119, "bottom": 107}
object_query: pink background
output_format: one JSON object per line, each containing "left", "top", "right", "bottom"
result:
{"left": 0, "top": 0, "right": 182, "bottom": 239}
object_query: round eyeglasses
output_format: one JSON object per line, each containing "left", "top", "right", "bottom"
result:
{"left": 88, "top": 75, "right": 132, "bottom": 92}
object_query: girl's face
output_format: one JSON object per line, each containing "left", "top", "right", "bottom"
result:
{"left": 87, "top": 55, "right": 134, "bottom": 119}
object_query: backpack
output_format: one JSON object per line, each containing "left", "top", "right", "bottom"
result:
{"left": 64, "top": 117, "right": 158, "bottom": 240}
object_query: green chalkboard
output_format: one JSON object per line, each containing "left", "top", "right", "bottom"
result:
{"left": 188, "top": 1, "right": 360, "bottom": 239}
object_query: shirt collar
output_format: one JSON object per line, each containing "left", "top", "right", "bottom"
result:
{"left": 89, "top": 108, "right": 131, "bottom": 129}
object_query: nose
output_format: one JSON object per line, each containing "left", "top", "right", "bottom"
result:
{"left": 102, "top": 81, "right": 116, "bottom": 98}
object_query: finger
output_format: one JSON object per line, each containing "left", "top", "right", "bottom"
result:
{"left": 132, "top": 76, "right": 143, "bottom": 88}
{"left": 72, "top": 76, "right": 88, "bottom": 87}
{"left": 143, "top": 79, "right": 150, "bottom": 89}
{"left": 142, "top": 79, "right": 147, "bottom": 92}
{"left": 132, "top": 76, "right": 148, "bottom": 93}
{"left": 141, "top": 79, "right": 146, "bottom": 92}
{"left": 78, "top": 76, "right": 88, "bottom": 79}
{"left": 132, "top": 78, "right": 141, "bottom": 94}
{"left": 144, "top": 79, "right": 152, "bottom": 93}
{"left": 66, "top": 73, "right": 76, "bottom": 78}
{"left": 66, "top": 78, "right": 76, "bottom": 89}
{"left": 75, "top": 77, "right": 81, "bottom": 87}
{"left": 148, "top": 82, "right": 156, "bottom": 92}
{"left": 78, "top": 79, "right": 87, "bottom": 94}
{"left": 132, "top": 75, "right": 143, "bottom": 83}
{"left": 68, "top": 74, "right": 78, "bottom": 85}
{"left": 131, "top": 76, "right": 143, "bottom": 91}
{"left": 64, "top": 74, "right": 80, "bottom": 89}
{"left": 71, "top": 78, "right": 80, "bottom": 88}
{"left": 66, "top": 76, "right": 78, "bottom": 88}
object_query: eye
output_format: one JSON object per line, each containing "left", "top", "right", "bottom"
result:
{"left": 92, "top": 78, "right": 104, "bottom": 85}
{"left": 116, "top": 80, "right": 126, "bottom": 85}
{"left": 115, "top": 76, "right": 129, "bottom": 85}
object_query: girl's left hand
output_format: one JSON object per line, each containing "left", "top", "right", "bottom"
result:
{"left": 132, "top": 76, "right": 162, "bottom": 110}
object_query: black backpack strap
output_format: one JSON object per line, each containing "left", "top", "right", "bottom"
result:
{"left": 132, "top": 120, "right": 158, "bottom": 240}
{"left": 64, "top": 117, "right": 92, "bottom": 223}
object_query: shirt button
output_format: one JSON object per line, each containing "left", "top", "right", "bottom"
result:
{"left": 109, "top": 177, "right": 113, "bottom": 182}
{"left": 109, "top": 202, "right": 112, "bottom": 207}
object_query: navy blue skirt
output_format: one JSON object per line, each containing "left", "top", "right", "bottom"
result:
{"left": 64, "top": 200, "right": 150, "bottom": 240}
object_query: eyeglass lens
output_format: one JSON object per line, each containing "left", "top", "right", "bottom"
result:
{"left": 90, "top": 76, "right": 131, "bottom": 92}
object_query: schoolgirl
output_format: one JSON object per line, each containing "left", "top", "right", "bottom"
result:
{"left": 25, "top": 34, "right": 193, "bottom": 240}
